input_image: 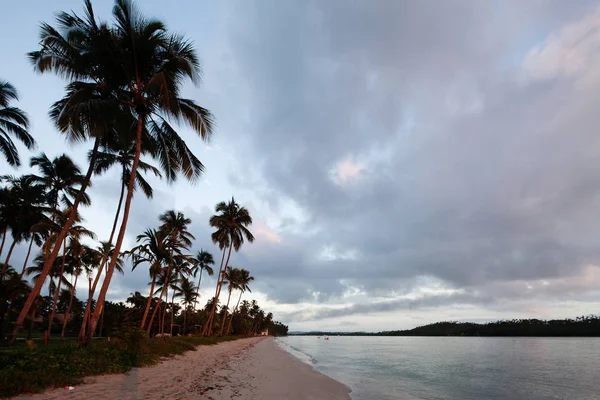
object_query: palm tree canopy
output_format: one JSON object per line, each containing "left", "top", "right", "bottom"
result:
{"left": 0, "top": 80, "right": 34, "bottom": 167}
{"left": 159, "top": 210, "right": 195, "bottom": 248}
{"left": 29, "top": 0, "right": 214, "bottom": 182}
{"left": 209, "top": 198, "right": 254, "bottom": 251}
{"left": 192, "top": 249, "right": 214, "bottom": 277}
{"left": 29, "top": 153, "right": 91, "bottom": 208}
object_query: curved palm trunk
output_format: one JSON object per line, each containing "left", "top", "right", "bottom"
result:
{"left": 12, "top": 137, "right": 100, "bottom": 343}
{"left": 79, "top": 179, "right": 126, "bottom": 340}
{"left": 147, "top": 291, "right": 164, "bottom": 334}
{"left": 193, "top": 270, "right": 203, "bottom": 311}
{"left": 61, "top": 271, "right": 79, "bottom": 338}
{"left": 1, "top": 239, "right": 17, "bottom": 277}
{"left": 47, "top": 241, "right": 67, "bottom": 337}
{"left": 201, "top": 248, "right": 227, "bottom": 336}
{"left": 203, "top": 244, "right": 231, "bottom": 336}
{"left": 19, "top": 237, "right": 34, "bottom": 280}
{"left": 147, "top": 264, "right": 174, "bottom": 334}
{"left": 219, "top": 289, "right": 233, "bottom": 336}
{"left": 0, "top": 228, "right": 6, "bottom": 259}
{"left": 141, "top": 273, "right": 157, "bottom": 329}
{"left": 226, "top": 291, "right": 243, "bottom": 336}
{"left": 87, "top": 118, "right": 143, "bottom": 344}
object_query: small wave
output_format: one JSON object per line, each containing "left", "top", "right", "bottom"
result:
{"left": 275, "top": 338, "right": 318, "bottom": 366}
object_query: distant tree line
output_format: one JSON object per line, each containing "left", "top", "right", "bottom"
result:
{"left": 292, "top": 315, "right": 600, "bottom": 337}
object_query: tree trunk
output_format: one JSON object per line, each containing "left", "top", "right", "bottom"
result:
{"left": 202, "top": 245, "right": 230, "bottom": 336}
{"left": 98, "top": 308, "right": 104, "bottom": 337}
{"left": 86, "top": 118, "right": 143, "bottom": 344}
{"left": 141, "top": 274, "right": 156, "bottom": 329}
{"left": 1, "top": 239, "right": 17, "bottom": 277}
{"left": 61, "top": 271, "right": 78, "bottom": 338}
{"left": 201, "top": 248, "right": 227, "bottom": 336}
{"left": 193, "top": 269, "right": 203, "bottom": 311}
{"left": 161, "top": 286, "right": 169, "bottom": 335}
{"left": 226, "top": 290, "right": 243, "bottom": 335}
{"left": 0, "top": 228, "right": 6, "bottom": 259}
{"left": 12, "top": 137, "right": 100, "bottom": 343}
{"left": 219, "top": 289, "right": 233, "bottom": 336}
{"left": 79, "top": 180, "right": 125, "bottom": 340}
{"left": 47, "top": 240, "right": 67, "bottom": 337}
{"left": 19, "top": 237, "right": 34, "bottom": 280}
{"left": 183, "top": 306, "right": 187, "bottom": 335}
{"left": 147, "top": 293, "right": 163, "bottom": 335}
{"left": 170, "top": 288, "right": 175, "bottom": 336}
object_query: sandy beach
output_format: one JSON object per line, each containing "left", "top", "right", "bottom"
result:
{"left": 14, "top": 337, "right": 351, "bottom": 400}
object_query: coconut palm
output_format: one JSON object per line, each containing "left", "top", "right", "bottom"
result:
{"left": 129, "top": 228, "right": 174, "bottom": 330}
{"left": 77, "top": 144, "right": 161, "bottom": 337}
{"left": 191, "top": 249, "right": 214, "bottom": 311}
{"left": 175, "top": 277, "right": 196, "bottom": 335}
{"left": 0, "top": 175, "right": 46, "bottom": 277}
{"left": 84, "top": 0, "right": 214, "bottom": 343}
{"left": 226, "top": 268, "right": 254, "bottom": 335}
{"left": 28, "top": 153, "right": 91, "bottom": 211}
{"left": 203, "top": 198, "right": 254, "bottom": 336}
{"left": 0, "top": 80, "right": 34, "bottom": 167}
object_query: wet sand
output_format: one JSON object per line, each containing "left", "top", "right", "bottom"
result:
{"left": 14, "top": 337, "right": 351, "bottom": 400}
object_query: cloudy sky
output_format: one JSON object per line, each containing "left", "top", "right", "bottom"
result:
{"left": 3, "top": 0, "right": 600, "bottom": 331}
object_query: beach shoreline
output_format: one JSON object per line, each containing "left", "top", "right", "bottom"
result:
{"left": 14, "top": 337, "right": 351, "bottom": 399}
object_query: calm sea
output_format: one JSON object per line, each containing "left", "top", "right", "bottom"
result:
{"left": 276, "top": 336, "right": 600, "bottom": 400}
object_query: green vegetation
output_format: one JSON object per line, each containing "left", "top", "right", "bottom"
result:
{"left": 0, "top": 330, "right": 238, "bottom": 397}
{"left": 293, "top": 315, "right": 600, "bottom": 337}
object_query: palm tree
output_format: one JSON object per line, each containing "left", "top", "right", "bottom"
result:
{"left": 0, "top": 80, "right": 34, "bottom": 167}
{"left": 129, "top": 228, "right": 173, "bottom": 330}
{"left": 0, "top": 175, "right": 46, "bottom": 277}
{"left": 61, "top": 240, "right": 89, "bottom": 338}
{"left": 175, "top": 277, "right": 196, "bottom": 335}
{"left": 41, "top": 210, "right": 95, "bottom": 338}
{"left": 203, "top": 198, "right": 254, "bottom": 336}
{"left": 29, "top": 153, "right": 91, "bottom": 212}
{"left": 77, "top": 143, "right": 160, "bottom": 337}
{"left": 191, "top": 250, "right": 214, "bottom": 312}
{"left": 219, "top": 267, "right": 241, "bottom": 336}
{"left": 226, "top": 268, "right": 254, "bottom": 335}
{"left": 86, "top": 0, "right": 214, "bottom": 343}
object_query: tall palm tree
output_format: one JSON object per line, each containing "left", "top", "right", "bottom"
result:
{"left": 175, "top": 276, "right": 196, "bottom": 335}
{"left": 16, "top": 0, "right": 214, "bottom": 343}
{"left": 87, "top": 0, "right": 214, "bottom": 343}
{"left": 0, "top": 175, "right": 46, "bottom": 277}
{"left": 128, "top": 228, "right": 172, "bottom": 330}
{"left": 41, "top": 210, "right": 95, "bottom": 338}
{"left": 203, "top": 198, "right": 254, "bottom": 336}
{"left": 226, "top": 268, "right": 254, "bottom": 335}
{"left": 191, "top": 249, "right": 214, "bottom": 311}
{"left": 61, "top": 241, "right": 89, "bottom": 338}
{"left": 77, "top": 144, "right": 161, "bottom": 337}
{"left": 157, "top": 210, "right": 194, "bottom": 335}
{"left": 219, "top": 267, "right": 241, "bottom": 336}
{"left": 0, "top": 80, "right": 34, "bottom": 167}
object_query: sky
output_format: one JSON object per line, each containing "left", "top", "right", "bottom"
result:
{"left": 2, "top": 0, "right": 600, "bottom": 332}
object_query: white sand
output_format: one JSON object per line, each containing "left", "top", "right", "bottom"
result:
{"left": 15, "top": 337, "right": 351, "bottom": 400}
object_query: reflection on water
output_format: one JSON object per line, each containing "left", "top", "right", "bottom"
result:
{"left": 277, "top": 336, "right": 600, "bottom": 400}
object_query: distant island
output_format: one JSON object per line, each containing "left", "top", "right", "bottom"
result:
{"left": 291, "top": 315, "right": 600, "bottom": 337}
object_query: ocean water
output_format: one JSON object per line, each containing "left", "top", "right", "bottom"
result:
{"left": 276, "top": 336, "right": 600, "bottom": 400}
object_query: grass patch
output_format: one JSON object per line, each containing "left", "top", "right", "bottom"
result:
{"left": 0, "top": 330, "right": 240, "bottom": 398}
